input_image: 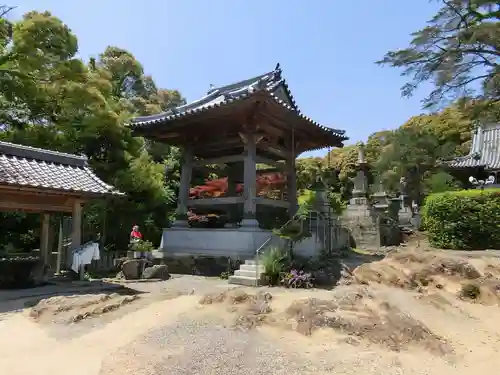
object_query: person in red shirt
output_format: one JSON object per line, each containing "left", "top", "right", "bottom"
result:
{"left": 130, "top": 225, "right": 143, "bottom": 243}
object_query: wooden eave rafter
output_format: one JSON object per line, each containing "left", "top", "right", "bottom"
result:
{"left": 134, "top": 98, "right": 255, "bottom": 140}
{"left": 0, "top": 184, "right": 113, "bottom": 213}
{"left": 133, "top": 92, "right": 343, "bottom": 156}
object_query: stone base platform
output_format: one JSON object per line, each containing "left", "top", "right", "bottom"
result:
{"left": 150, "top": 226, "right": 273, "bottom": 276}
{"left": 154, "top": 225, "right": 272, "bottom": 259}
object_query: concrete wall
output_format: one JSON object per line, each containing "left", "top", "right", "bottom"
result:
{"left": 156, "top": 216, "right": 352, "bottom": 261}
{"left": 158, "top": 227, "right": 272, "bottom": 259}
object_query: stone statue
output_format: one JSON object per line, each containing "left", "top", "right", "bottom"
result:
{"left": 399, "top": 176, "right": 407, "bottom": 195}
{"left": 357, "top": 142, "right": 366, "bottom": 165}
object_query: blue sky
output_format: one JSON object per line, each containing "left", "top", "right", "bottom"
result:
{"left": 17, "top": 0, "right": 440, "bottom": 156}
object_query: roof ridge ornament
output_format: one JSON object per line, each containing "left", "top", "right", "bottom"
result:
{"left": 207, "top": 83, "right": 216, "bottom": 94}
{"left": 273, "top": 63, "right": 282, "bottom": 80}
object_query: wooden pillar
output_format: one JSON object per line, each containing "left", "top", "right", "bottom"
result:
{"left": 71, "top": 200, "right": 83, "bottom": 279}
{"left": 241, "top": 132, "right": 258, "bottom": 227}
{"left": 287, "top": 157, "right": 298, "bottom": 217}
{"left": 56, "top": 218, "right": 63, "bottom": 275}
{"left": 226, "top": 165, "right": 237, "bottom": 197}
{"left": 174, "top": 147, "right": 193, "bottom": 226}
{"left": 40, "top": 212, "right": 50, "bottom": 267}
{"left": 226, "top": 164, "right": 240, "bottom": 226}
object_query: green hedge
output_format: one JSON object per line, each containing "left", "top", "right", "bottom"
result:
{"left": 422, "top": 188, "right": 500, "bottom": 250}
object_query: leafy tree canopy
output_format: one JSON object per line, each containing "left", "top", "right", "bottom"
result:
{"left": 0, "top": 9, "right": 184, "bottom": 251}
{"left": 378, "top": 0, "right": 499, "bottom": 108}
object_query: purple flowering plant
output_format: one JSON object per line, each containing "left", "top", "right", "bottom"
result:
{"left": 281, "top": 269, "right": 314, "bottom": 289}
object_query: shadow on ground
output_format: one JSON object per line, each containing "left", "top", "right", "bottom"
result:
{"left": 342, "top": 249, "right": 385, "bottom": 269}
{"left": 0, "top": 280, "right": 143, "bottom": 315}
{"left": 310, "top": 249, "right": 384, "bottom": 290}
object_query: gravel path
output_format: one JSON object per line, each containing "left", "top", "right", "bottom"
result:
{"left": 99, "top": 317, "right": 325, "bottom": 375}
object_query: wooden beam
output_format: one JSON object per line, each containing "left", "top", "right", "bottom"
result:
{"left": 192, "top": 154, "right": 244, "bottom": 168}
{"left": 193, "top": 137, "right": 242, "bottom": 150}
{"left": 188, "top": 196, "right": 244, "bottom": 206}
{"left": 255, "top": 156, "right": 286, "bottom": 169}
{"left": 0, "top": 185, "right": 79, "bottom": 198}
{"left": 0, "top": 201, "right": 73, "bottom": 213}
{"left": 255, "top": 198, "right": 290, "bottom": 209}
{"left": 0, "top": 190, "right": 74, "bottom": 213}
{"left": 257, "top": 141, "right": 291, "bottom": 160}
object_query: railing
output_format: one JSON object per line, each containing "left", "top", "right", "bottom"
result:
{"left": 254, "top": 217, "right": 294, "bottom": 282}
{"left": 254, "top": 236, "right": 273, "bottom": 282}
{"left": 252, "top": 208, "right": 344, "bottom": 282}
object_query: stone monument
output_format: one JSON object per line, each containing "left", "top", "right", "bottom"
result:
{"left": 343, "top": 143, "right": 378, "bottom": 249}
{"left": 350, "top": 142, "right": 369, "bottom": 205}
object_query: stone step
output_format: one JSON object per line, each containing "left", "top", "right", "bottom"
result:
{"left": 234, "top": 269, "right": 263, "bottom": 278}
{"left": 228, "top": 275, "right": 260, "bottom": 287}
{"left": 245, "top": 259, "right": 257, "bottom": 266}
{"left": 239, "top": 264, "right": 265, "bottom": 272}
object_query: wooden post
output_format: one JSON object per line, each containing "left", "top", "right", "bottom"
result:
{"left": 56, "top": 217, "right": 63, "bottom": 275}
{"left": 40, "top": 212, "right": 50, "bottom": 267}
{"left": 174, "top": 147, "right": 193, "bottom": 226}
{"left": 242, "top": 132, "right": 258, "bottom": 227}
{"left": 226, "top": 165, "right": 239, "bottom": 226}
{"left": 71, "top": 200, "right": 83, "bottom": 280}
{"left": 287, "top": 156, "right": 297, "bottom": 217}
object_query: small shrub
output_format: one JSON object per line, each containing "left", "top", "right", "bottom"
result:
{"left": 327, "top": 192, "right": 347, "bottom": 215}
{"left": 460, "top": 283, "right": 481, "bottom": 300}
{"left": 260, "top": 246, "right": 288, "bottom": 286}
{"left": 130, "top": 240, "right": 155, "bottom": 253}
{"left": 422, "top": 188, "right": 500, "bottom": 250}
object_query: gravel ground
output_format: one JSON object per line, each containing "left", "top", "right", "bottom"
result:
{"left": 123, "top": 275, "right": 234, "bottom": 296}
{"left": 2, "top": 273, "right": 499, "bottom": 375}
{"left": 97, "top": 302, "right": 453, "bottom": 375}
{"left": 99, "top": 317, "right": 327, "bottom": 375}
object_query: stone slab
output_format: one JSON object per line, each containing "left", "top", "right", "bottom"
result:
{"left": 228, "top": 275, "right": 260, "bottom": 286}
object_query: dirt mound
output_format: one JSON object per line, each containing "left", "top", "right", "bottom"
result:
{"left": 353, "top": 250, "right": 500, "bottom": 304}
{"left": 199, "top": 287, "right": 451, "bottom": 354}
{"left": 199, "top": 289, "right": 273, "bottom": 330}
{"left": 28, "top": 292, "right": 140, "bottom": 323}
{"left": 282, "top": 287, "right": 451, "bottom": 354}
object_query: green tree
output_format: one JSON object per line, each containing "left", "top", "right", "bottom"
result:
{"left": 295, "top": 157, "right": 324, "bottom": 191}
{"left": 378, "top": 0, "right": 500, "bottom": 108}
{"left": 374, "top": 126, "right": 456, "bottom": 203}
{"left": 0, "top": 10, "right": 183, "bottom": 251}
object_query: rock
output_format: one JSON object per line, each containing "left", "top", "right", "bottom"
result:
{"left": 121, "top": 259, "right": 150, "bottom": 280}
{"left": 312, "top": 270, "right": 331, "bottom": 286}
{"left": 30, "top": 261, "right": 49, "bottom": 286}
{"left": 142, "top": 264, "right": 170, "bottom": 280}
{"left": 113, "top": 257, "right": 128, "bottom": 269}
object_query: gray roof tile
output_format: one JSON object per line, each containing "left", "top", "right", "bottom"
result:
{"left": 0, "top": 141, "right": 122, "bottom": 196}
{"left": 447, "top": 123, "right": 500, "bottom": 169}
{"left": 129, "top": 65, "right": 347, "bottom": 140}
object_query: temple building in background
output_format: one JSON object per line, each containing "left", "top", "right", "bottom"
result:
{"left": 445, "top": 123, "right": 500, "bottom": 184}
